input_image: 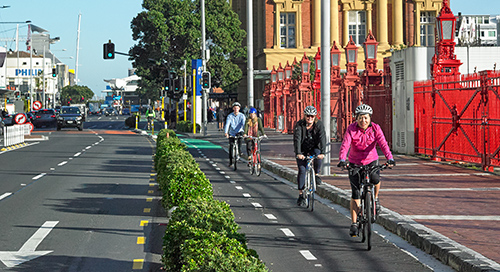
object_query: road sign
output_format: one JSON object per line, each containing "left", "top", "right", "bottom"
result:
{"left": 14, "top": 113, "right": 27, "bottom": 124}
{"left": 27, "top": 122, "right": 34, "bottom": 133}
{"left": 33, "top": 101, "right": 42, "bottom": 111}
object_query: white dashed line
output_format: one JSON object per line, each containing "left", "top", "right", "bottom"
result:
{"left": 251, "top": 202, "right": 262, "bottom": 208}
{"left": 58, "top": 161, "right": 68, "bottom": 166}
{"left": 264, "top": 214, "right": 277, "bottom": 220}
{"left": 219, "top": 171, "right": 226, "bottom": 175}
{"left": 243, "top": 193, "right": 251, "bottom": 198}
{"left": 235, "top": 186, "right": 243, "bottom": 190}
{"left": 229, "top": 180, "right": 236, "bottom": 184}
{"left": 215, "top": 168, "right": 221, "bottom": 171}
{"left": 86, "top": 146, "right": 91, "bottom": 149}
{"left": 280, "top": 228, "right": 295, "bottom": 237}
{"left": 0, "top": 193, "right": 12, "bottom": 201}
{"left": 224, "top": 176, "right": 231, "bottom": 179}
{"left": 74, "top": 152, "right": 81, "bottom": 157}
{"left": 299, "top": 250, "right": 317, "bottom": 260}
{"left": 33, "top": 173, "right": 47, "bottom": 180}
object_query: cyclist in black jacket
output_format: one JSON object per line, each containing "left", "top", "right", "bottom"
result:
{"left": 293, "top": 106, "right": 326, "bottom": 206}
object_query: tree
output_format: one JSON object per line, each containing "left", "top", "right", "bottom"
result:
{"left": 60, "top": 85, "right": 94, "bottom": 104}
{"left": 130, "top": 0, "right": 246, "bottom": 100}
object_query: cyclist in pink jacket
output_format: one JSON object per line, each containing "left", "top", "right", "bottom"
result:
{"left": 337, "top": 104, "right": 395, "bottom": 237}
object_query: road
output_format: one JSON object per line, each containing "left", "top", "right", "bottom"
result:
{"left": 0, "top": 115, "right": 164, "bottom": 271}
{"left": 182, "top": 136, "right": 453, "bottom": 272}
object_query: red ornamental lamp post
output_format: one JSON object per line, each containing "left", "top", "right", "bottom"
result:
{"left": 301, "top": 53, "right": 311, "bottom": 83}
{"left": 431, "top": 0, "right": 461, "bottom": 78}
{"left": 344, "top": 36, "right": 359, "bottom": 79}
{"left": 362, "top": 30, "right": 382, "bottom": 85}
{"left": 330, "top": 41, "right": 341, "bottom": 80}
{"left": 313, "top": 47, "right": 321, "bottom": 90}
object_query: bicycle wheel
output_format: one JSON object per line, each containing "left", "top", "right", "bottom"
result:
{"left": 232, "top": 144, "right": 238, "bottom": 171}
{"left": 304, "top": 172, "right": 310, "bottom": 208}
{"left": 365, "top": 190, "right": 373, "bottom": 251}
{"left": 308, "top": 170, "right": 315, "bottom": 212}
{"left": 255, "top": 151, "right": 261, "bottom": 176}
{"left": 249, "top": 153, "right": 254, "bottom": 175}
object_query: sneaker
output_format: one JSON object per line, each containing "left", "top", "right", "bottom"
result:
{"left": 228, "top": 162, "right": 233, "bottom": 167}
{"left": 315, "top": 175, "right": 323, "bottom": 186}
{"left": 375, "top": 198, "right": 381, "bottom": 214}
{"left": 349, "top": 223, "right": 358, "bottom": 237}
{"left": 297, "top": 194, "right": 306, "bottom": 206}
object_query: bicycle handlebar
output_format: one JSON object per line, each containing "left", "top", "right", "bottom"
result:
{"left": 244, "top": 135, "right": 267, "bottom": 140}
{"left": 346, "top": 163, "right": 390, "bottom": 176}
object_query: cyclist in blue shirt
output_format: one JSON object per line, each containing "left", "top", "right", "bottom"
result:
{"left": 224, "top": 102, "right": 246, "bottom": 167}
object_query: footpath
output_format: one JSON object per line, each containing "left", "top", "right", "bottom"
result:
{"left": 180, "top": 122, "right": 500, "bottom": 272}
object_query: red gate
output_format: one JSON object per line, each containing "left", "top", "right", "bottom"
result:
{"left": 414, "top": 70, "right": 500, "bottom": 171}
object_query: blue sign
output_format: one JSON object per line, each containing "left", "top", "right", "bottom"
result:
{"left": 15, "top": 69, "right": 43, "bottom": 76}
{"left": 192, "top": 59, "right": 202, "bottom": 96}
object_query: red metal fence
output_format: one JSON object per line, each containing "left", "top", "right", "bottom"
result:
{"left": 414, "top": 70, "right": 500, "bottom": 171}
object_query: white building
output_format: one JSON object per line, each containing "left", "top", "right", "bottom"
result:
{"left": 456, "top": 14, "right": 499, "bottom": 46}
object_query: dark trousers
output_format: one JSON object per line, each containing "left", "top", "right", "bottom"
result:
{"left": 296, "top": 148, "right": 322, "bottom": 190}
{"left": 246, "top": 139, "right": 261, "bottom": 157}
{"left": 228, "top": 132, "right": 243, "bottom": 163}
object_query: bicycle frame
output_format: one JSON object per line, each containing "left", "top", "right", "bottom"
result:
{"left": 246, "top": 136, "right": 265, "bottom": 175}
{"left": 303, "top": 155, "right": 317, "bottom": 211}
{"left": 228, "top": 135, "right": 243, "bottom": 170}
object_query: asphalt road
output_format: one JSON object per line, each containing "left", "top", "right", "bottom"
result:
{"left": 0, "top": 116, "right": 164, "bottom": 271}
{"left": 183, "top": 136, "right": 451, "bottom": 272}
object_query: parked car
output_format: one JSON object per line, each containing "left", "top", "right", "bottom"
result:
{"left": 57, "top": 106, "right": 83, "bottom": 131}
{"left": 122, "top": 108, "right": 130, "bottom": 115}
{"left": 32, "top": 109, "right": 57, "bottom": 128}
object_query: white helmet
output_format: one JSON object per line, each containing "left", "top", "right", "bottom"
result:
{"left": 304, "top": 106, "right": 317, "bottom": 116}
{"left": 232, "top": 102, "right": 241, "bottom": 107}
{"left": 355, "top": 104, "right": 373, "bottom": 116}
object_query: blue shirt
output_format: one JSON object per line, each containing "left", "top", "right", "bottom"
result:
{"left": 224, "top": 112, "right": 246, "bottom": 136}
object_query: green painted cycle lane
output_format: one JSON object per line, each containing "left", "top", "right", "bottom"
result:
{"left": 177, "top": 135, "right": 223, "bottom": 149}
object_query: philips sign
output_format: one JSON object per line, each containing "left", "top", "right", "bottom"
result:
{"left": 15, "top": 69, "right": 44, "bottom": 76}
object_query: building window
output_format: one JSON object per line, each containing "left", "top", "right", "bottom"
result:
{"left": 348, "top": 11, "right": 366, "bottom": 45}
{"left": 489, "top": 31, "right": 496, "bottom": 37}
{"left": 280, "top": 13, "right": 296, "bottom": 48}
{"left": 420, "top": 12, "right": 435, "bottom": 46}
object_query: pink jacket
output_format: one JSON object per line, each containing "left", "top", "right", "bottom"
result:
{"left": 339, "top": 122, "right": 393, "bottom": 165}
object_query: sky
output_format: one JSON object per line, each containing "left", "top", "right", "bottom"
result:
{"left": 0, "top": 0, "right": 496, "bottom": 98}
{"left": 0, "top": 0, "right": 143, "bottom": 98}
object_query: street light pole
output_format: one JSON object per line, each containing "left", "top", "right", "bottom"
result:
{"left": 201, "top": 0, "right": 207, "bottom": 136}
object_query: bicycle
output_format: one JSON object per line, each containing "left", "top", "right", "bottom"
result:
{"left": 245, "top": 136, "right": 266, "bottom": 176}
{"left": 228, "top": 135, "right": 243, "bottom": 171}
{"left": 302, "top": 155, "right": 318, "bottom": 212}
{"left": 147, "top": 116, "right": 154, "bottom": 130}
{"left": 346, "top": 163, "right": 390, "bottom": 251}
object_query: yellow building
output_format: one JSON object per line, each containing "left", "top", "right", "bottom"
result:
{"left": 232, "top": 0, "right": 446, "bottom": 106}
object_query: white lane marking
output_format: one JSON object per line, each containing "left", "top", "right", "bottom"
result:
{"left": 58, "top": 161, "right": 68, "bottom": 166}
{"left": 85, "top": 146, "right": 91, "bottom": 149}
{"left": 280, "top": 228, "right": 295, "bottom": 237}
{"left": 224, "top": 176, "right": 231, "bottom": 179}
{"left": 0, "top": 193, "right": 13, "bottom": 201}
{"left": 212, "top": 164, "right": 217, "bottom": 167}
{"left": 243, "top": 193, "right": 251, "bottom": 198}
{"left": 0, "top": 221, "right": 59, "bottom": 268}
{"left": 229, "top": 180, "right": 236, "bottom": 184}
{"left": 235, "top": 186, "right": 243, "bottom": 190}
{"left": 73, "top": 152, "right": 81, "bottom": 157}
{"left": 251, "top": 202, "right": 262, "bottom": 208}
{"left": 32, "top": 173, "right": 46, "bottom": 180}
{"left": 219, "top": 171, "right": 226, "bottom": 175}
{"left": 215, "top": 168, "right": 221, "bottom": 171}
{"left": 265, "top": 214, "right": 277, "bottom": 220}
{"left": 383, "top": 187, "right": 500, "bottom": 192}
{"left": 406, "top": 215, "right": 500, "bottom": 221}
{"left": 299, "top": 250, "right": 317, "bottom": 260}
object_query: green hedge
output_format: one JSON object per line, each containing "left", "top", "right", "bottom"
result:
{"left": 177, "top": 120, "right": 200, "bottom": 133}
{"left": 155, "top": 129, "right": 268, "bottom": 272}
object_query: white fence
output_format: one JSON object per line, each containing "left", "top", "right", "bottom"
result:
{"left": 3, "top": 124, "right": 31, "bottom": 147}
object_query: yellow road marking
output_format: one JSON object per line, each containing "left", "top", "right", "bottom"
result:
{"left": 144, "top": 208, "right": 151, "bottom": 213}
{"left": 137, "top": 237, "right": 145, "bottom": 244}
{"left": 148, "top": 190, "right": 154, "bottom": 194}
{"left": 149, "top": 183, "right": 156, "bottom": 187}
{"left": 146, "top": 198, "right": 153, "bottom": 202}
{"left": 133, "top": 259, "right": 144, "bottom": 269}
{"left": 140, "top": 220, "right": 149, "bottom": 226}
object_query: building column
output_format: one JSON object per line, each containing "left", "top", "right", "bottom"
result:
{"left": 377, "top": 0, "right": 389, "bottom": 49}
{"left": 312, "top": 0, "right": 321, "bottom": 47}
{"left": 393, "top": 0, "right": 404, "bottom": 46}
{"left": 366, "top": 3, "right": 373, "bottom": 34}
{"left": 342, "top": 4, "right": 349, "bottom": 46}
{"left": 331, "top": 0, "right": 339, "bottom": 44}
{"left": 274, "top": 10, "right": 280, "bottom": 48}
{"left": 414, "top": 4, "right": 421, "bottom": 46}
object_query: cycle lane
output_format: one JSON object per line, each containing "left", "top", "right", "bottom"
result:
{"left": 187, "top": 124, "right": 500, "bottom": 272}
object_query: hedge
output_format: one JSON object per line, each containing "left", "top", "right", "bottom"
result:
{"left": 155, "top": 129, "right": 268, "bottom": 271}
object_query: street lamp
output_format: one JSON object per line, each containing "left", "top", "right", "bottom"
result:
{"left": 363, "top": 30, "right": 379, "bottom": 73}
{"left": 344, "top": 36, "right": 359, "bottom": 77}
{"left": 300, "top": 53, "right": 311, "bottom": 83}
{"left": 330, "top": 41, "right": 341, "bottom": 79}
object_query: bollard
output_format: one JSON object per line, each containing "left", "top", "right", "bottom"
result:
{"left": 135, "top": 115, "right": 138, "bottom": 130}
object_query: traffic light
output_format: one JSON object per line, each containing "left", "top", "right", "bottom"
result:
{"left": 103, "top": 42, "right": 115, "bottom": 59}
{"left": 52, "top": 68, "right": 57, "bottom": 77}
{"left": 14, "top": 91, "right": 20, "bottom": 99}
{"left": 201, "top": 71, "right": 211, "bottom": 90}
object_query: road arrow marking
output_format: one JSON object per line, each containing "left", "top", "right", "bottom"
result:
{"left": 0, "top": 221, "right": 59, "bottom": 267}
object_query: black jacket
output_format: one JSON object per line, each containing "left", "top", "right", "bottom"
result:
{"left": 293, "top": 119, "right": 326, "bottom": 155}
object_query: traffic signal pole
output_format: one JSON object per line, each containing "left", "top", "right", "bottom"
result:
{"left": 201, "top": 0, "right": 207, "bottom": 136}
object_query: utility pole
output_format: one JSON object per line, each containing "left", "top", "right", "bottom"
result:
{"left": 321, "top": 0, "right": 331, "bottom": 175}
{"left": 247, "top": 0, "right": 254, "bottom": 107}
{"left": 201, "top": 0, "right": 207, "bottom": 136}
{"left": 75, "top": 13, "right": 81, "bottom": 85}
